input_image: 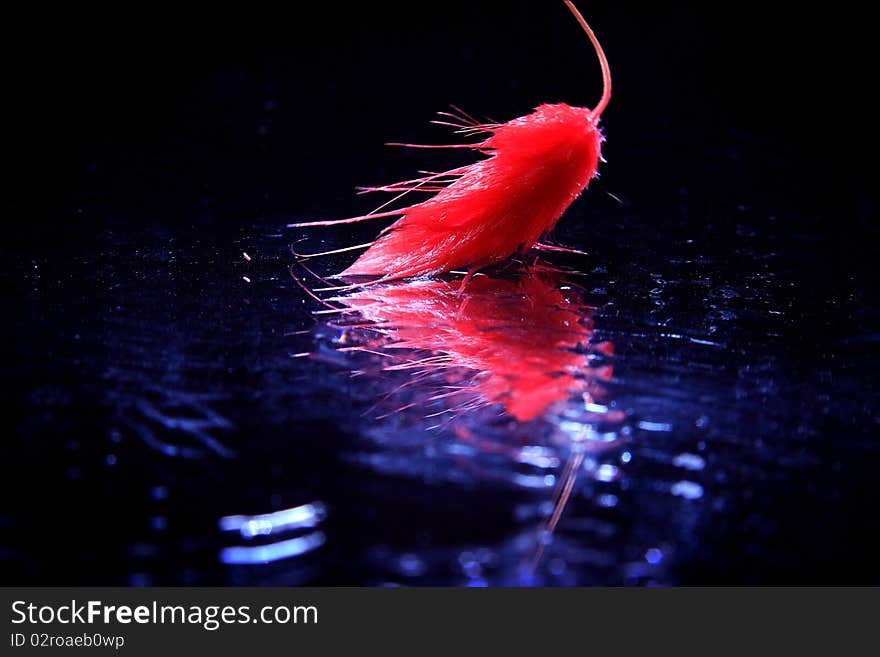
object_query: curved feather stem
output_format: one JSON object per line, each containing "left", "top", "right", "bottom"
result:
{"left": 564, "top": 1, "right": 612, "bottom": 120}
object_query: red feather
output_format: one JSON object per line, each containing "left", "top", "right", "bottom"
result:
{"left": 290, "top": 1, "right": 611, "bottom": 283}
{"left": 342, "top": 103, "right": 603, "bottom": 280}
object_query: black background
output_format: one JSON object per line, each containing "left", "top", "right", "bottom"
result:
{"left": 6, "top": 3, "right": 875, "bottom": 234}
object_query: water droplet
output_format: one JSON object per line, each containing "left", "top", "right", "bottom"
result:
{"left": 645, "top": 548, "right": 663, "bottom": 564}
{"left": 671, "top": 481, "right": 703, "bottom": 500}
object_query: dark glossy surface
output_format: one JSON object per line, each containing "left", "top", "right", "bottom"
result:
{"left": 2, "top": 3, "right": 877, "bottom": 585}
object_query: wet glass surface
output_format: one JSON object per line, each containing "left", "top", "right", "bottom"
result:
{"left": 3, "top": 4, "right": 877, "bottom": 585}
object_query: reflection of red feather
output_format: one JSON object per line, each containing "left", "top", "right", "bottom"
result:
{"left": 336, "top": 272, "right": 604, "bottom": 421}
{"left": 291, "top": 2, "right": 611, "bottom": 283}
